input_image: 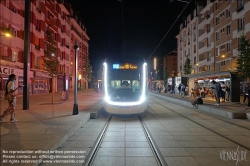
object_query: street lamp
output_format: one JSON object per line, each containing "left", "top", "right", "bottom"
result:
{"left": 196, "top": 63, "right": 199, "bottom": 73}
{"left": 73, "top": 41, "right": 79, "bottom": 115}
{"left": 23, "top": 0, "right": 31, "bottom": 110}
{"left": 0, "top": 28, "right": 12, "bottom": 37}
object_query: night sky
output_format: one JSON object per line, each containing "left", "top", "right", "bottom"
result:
{"left": 68, "top": 0, "right": 196, "bottom": 75}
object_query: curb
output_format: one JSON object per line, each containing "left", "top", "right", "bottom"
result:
{"left": 150, "top": 92, "right": 247, "bottom": 119}
{"left": 34, "top": 100, "right": 102, "bottom": 166}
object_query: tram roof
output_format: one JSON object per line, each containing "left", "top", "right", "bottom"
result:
{"left": 105, "top": 55, "right": 146, "bottom": 64}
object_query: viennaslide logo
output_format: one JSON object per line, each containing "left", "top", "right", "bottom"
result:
{"left": 220, "top": 146, "right": 247, "bottom": 165}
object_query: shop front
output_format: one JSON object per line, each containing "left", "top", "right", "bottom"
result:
{"left": 183, "top": 71, "right": 240, "bottom": 102}
{"left": 0, "top": 65, "right": 33, "bottom": 95}
{"left": 33, "top": 71, "right": 50, "bottom": 94}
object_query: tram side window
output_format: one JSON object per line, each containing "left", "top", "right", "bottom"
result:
{"left": 132, "top": 80, "right": 141, "bottom": 92}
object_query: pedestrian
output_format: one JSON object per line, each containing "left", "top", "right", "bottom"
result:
{"left": 172, "top": 84, "right": 176, "bottom": 94}
{"left": 0, "top": 74, "right": 22, "bottom": 123}
{"left": 181, "top": 84, "right": 185, "bottom": 98}
{"left": 193, "top": 82, "right": 200, "bottom": 98}
{"left": 242, "top": 83, "right": 250, "bottom": 104}
{"left": 220, "top": 82, "right": 226, "bottom": 102}
{"left": 246, "top": 88, "right": 250, "bottom": 109}
{"left": 178, "top": 84, "right": 181, "bottom": 94}
{"left": 225, "top": 85, "right": 230, "bottom": 102}
{"left": 190, "top": 88, "right": 194, "bottom": 97}
{"left": 191, "top": 94, "right": 203, "bottom": 108}
{"left": 211, "top": 80, "right": 220, "bottom": 106}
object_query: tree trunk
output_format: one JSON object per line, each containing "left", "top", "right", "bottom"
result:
{"left": 52, "top": 77, "right": 54, "bottom": 104}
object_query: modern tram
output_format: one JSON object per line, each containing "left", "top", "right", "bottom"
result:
{"left": 102, "top": 56, "right": 148, "bottom": 114}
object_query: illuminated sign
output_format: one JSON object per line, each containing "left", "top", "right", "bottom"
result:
{"left": 0, "top": 67, "right": 14, "bottom": 75}
{"left": 113, "top": 64, "right": 120, "bottom": 69}
{"left": 113, "top": 63, "right": 137, "bottom": 69}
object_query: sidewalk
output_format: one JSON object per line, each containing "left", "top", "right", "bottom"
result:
{"left": 150, "top": 90, "right": 250, "bottom": 119}
{"left": 0, "top": 89, "right": 103, "bottom": 165}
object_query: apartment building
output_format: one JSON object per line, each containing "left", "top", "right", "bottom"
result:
{"left": 65, "top": 2, "right": 90, "bottom": 90}
{"left": 176, "top": 3, "right": 204, "bottom": 76}
{"left": 163, "top": 50, "right": 178, "bottom": 79}
{"left": 0, "top": 0, "right": 33, "bottom": 95}
{"left": 197, "top": 1, "right": 215, "bottom": 73}
{"left": 177, "top": 0, "right": 250, "bottom": 76}
{"left": 0, "top": 0, "right": 89, "bottom": 95}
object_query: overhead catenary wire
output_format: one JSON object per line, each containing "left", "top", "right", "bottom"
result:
{"left": 157, "top": 48, "right": 177, "bottom": 62}
{"left": 118, "top": 0, "right": 126, "bottom": 55}
{"left": 147, "top": 0, "right": 191, "bottom": 60}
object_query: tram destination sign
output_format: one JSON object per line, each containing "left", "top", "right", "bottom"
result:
{"left": 113, "top": 63, "right": 137, "bottom": 69}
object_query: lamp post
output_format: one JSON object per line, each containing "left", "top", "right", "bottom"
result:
{"left": 23, "top": 0, "right": 31, "bottom": 110}
{"left": 73, "top": 41, "right": 79, "bottom": 115}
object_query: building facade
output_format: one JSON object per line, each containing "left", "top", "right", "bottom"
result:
{"left": 177, "top": 0, "right": 250, "bottom": 76}
{"left": 176, "top": 2, "right": 204, "bottom": 76}
{"left": 176, "top": 0, "right": 250, "bottom": 99}
{"left": 65, "top": 2, "right": 90, "bottom": 91}
{"left": 0, "top": 0, "right": 89, "bottom": 96}
{"left": 163, "top": 50, "right": 178, "bottom": 79}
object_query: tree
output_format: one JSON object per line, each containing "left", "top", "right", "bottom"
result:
{"left": 183, "top": 57, "right": 192, "bottom": 74}
{"left": 43, "top": 25, "right": 60, "bottom": 104}
{"left": 84, "top": 56, "right": 92, "bottom": 89}
{"left": 163, "top": 66, "right": 169, "bottom": 81}
{"left": 236, "top": 34, "right": 250, "bottom": 80}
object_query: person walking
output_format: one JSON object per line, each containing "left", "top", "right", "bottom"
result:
{"left": 0, "top": 74, "right": 22, "bottom": 123}
{"left": 193, "top": 82, "right": 200, "bottom": 98}
{"left": 178, "top": 84, "right": 181, "bottom": 94}
{"left": 220, "top": 82, "right": 226, "bottom": 102}
{"left": 242, "top": 83, "right": 250, "bottom": 104}
{"left": 211, "top": 80, "right": 220, "bottom": 106}
{"left": 246, "top": 88, "right": 250, "bottom": 109}
{"left": 225, "top": 85, "right": 230, "bottom": 102}
{"left": 181, "top": 84, "right": 185, "bottom": 98}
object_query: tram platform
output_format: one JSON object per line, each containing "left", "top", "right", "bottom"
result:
{"left": 0, "top": 89, "right": 103, "bottom": 166}
{"left": 150, "top": 91, "right": 249, "bottom": 120}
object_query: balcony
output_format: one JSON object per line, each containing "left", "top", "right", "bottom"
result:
{"left": 34, "top": 65, "right": 40, "bottom": 69}
{"left": 236, "top": 5, "right": 244, "bottom": 13}
{"left": 1, "top": 56, "right": 24, "bottom": 68}
{"left": 35, "top": 45, "right": 40, "bottom": 50}
{"left": 0, "top": 36, "right": 24, "bottom": 50}
{"left": 0, "top": 3, "right": 24, "bottom": 27}
{"left": 36, "top": 7, "right": 41, "bottom": 13}
{"left": 71, "top": 25, "right": 84, "bottom": 40}
{"left": 206, "top": 14, "right": 210, "bottom": 19}
{"left": 35, "top": 27, "right": 41, "bottom": 32}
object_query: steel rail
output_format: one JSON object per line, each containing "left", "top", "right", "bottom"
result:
{"left": 83, "top": 114, "right": 112, "bottom": 166}
{"left": 138, "top": 114, "right": 168, "bottom": 166}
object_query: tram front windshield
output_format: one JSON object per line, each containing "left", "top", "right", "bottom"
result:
{"left": 107, "top": 69, "right": 143, "bottom": 102}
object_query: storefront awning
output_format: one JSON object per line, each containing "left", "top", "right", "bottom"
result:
{"left": 181, "top": 70, "right": 238, "bottom": 79}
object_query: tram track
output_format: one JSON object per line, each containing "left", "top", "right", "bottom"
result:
{"left": 83, "top": 114, "right": 167, "bottom": 166}
{"left": 149, "top": 96, "right": 250, "bottom": 152}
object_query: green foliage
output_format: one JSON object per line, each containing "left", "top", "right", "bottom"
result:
{"left": 163, "top": 66, "right": 169, "bottom": 80}
{"left": 156, "top": 72, "right": 160, "bottom": 80}
{"left": 43, "top": 25, "right": 60, "bottom": 77}
{"left": 236, "top": 34, "right": 250, "bottom": 79}
{"left": 183, "top": 57, "right": 192, "bottom": 74}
